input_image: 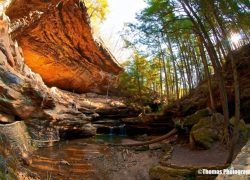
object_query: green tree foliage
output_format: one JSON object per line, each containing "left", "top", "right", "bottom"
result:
{"left": 121, "top": 0, "right": 249, "bottom": 102}
{"left": 119, "top": 52, "right": 163, "bottom": 104}
{"left": 82, "top": 0, "right": 109, "bottom": 31}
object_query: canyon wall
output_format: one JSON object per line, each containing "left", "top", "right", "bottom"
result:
{"left": 6, "top": 0, "right": 122, "bottom": 94}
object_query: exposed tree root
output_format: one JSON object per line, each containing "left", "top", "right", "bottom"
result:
{"left": 109, "top": 128, "right": 177, "bottom": 147}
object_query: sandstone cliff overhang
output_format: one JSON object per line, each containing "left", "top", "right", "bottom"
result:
{"left": 0, "top": 14, "right": 128, "bottom": 145}
{"left": 6, "top": 0, "right": 123, "bottom": 94}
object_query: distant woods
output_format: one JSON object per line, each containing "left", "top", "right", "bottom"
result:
{"left": 119, "top": 0, "right": 249, "bottom": 163}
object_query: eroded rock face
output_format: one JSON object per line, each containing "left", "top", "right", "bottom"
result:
{"left": 0, "top": 12, "right": 127, "bottom": 144}
{"left": 6, "top": 0, "right": 122, "bottom": 94}
{"left": 0, "top": 15, "right": 96, "bottom": 144}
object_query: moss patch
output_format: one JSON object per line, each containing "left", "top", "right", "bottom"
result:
{"left": 190, "top": 113, "right": 224, "bottom": 149}
{"left": 149, "top": 165, "right": 195, "bottom": 180}
{"left": 183, "top": 108, "right": 212, "bottom": 127}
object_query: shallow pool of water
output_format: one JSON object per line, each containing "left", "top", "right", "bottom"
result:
{"left": 28, "top": 134, "right": 131, "bottom": 179}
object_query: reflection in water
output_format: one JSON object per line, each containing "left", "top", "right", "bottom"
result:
{"left": 29, "top": 139, "right": 97, "bottom": 179}
{"left": 28, "top": 135, "right": 126, "bottom": 179}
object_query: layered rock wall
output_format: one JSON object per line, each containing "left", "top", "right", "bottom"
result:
{"left": 0, "top": 14, "right": 97, "bottom": 145}
{"left": 0, "top": 0, "right": 126, "bottom": 146}
{"left": 6, "top": 0, "right": 122, "bottom": 94}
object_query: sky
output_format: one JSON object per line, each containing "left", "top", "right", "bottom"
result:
{"left": 1, "top": 0, "right": 146, "bottom": 62}
{"left": 98, "top": 0, "right": 147, "bottom": 63}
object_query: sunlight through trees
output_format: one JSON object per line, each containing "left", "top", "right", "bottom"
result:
{"left": 119, "top": 0, "right": 249, "bottom": 162}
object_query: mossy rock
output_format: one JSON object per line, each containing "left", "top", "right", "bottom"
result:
{"left": 183, "top": 108, "right": 212, "bottom": 127}
{"left": 230, "top": 117, "right": 249, "bottom": 142}
{"left": 190, "top": 113, "right": 224, "bottom": 149}
{"left": 190, "top": 127, "right": 219, "bottom": 149}
{"left": 0, "top": 169, "right": 17, "bottom": 180}
{"left": 0, "top": 156, "right": 17, "bottom": 180}
{"left": 149, "top": 165, "right": 195, "bottom": 180}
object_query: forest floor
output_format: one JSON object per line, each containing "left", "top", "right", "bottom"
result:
{"left": 165, "top": 143, "right": 242, "bottom": 167}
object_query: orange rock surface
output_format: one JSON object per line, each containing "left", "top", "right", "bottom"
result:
{"left": 6, "top": 0, "right": 122, "bottom": 94}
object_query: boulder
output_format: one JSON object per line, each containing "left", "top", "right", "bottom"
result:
{"left": 0, "top": 121, "right": 33, "bottom": 159}
{"left": 190, "top": 113, "right": 249, "bottom": 149}
{"left": 0, "top": 155, "right": 17, "bottom": 180}
{"left": 229, "top": 117, "right": 249, "bottom": 143}
{"left": 183, "top": 108, "right": 212, "bottom": 127}
{"left": 189, "top": 113, "right": 224, "bottom": 149}
{"left": 149, "top": 165, "right": 195, "bottom": 180}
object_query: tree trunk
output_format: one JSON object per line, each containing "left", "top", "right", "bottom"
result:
{"left": 212, "top": 7, "right": 241, "bottom": 163}
{"left": 182, "top": 43, "right": 194, "bottom": 91}
{"left": 211, "top": 5, "right": 242, "bottom": 163}
{"left": 159, "top": 59, "right": 163, "bottom": 103}
{"left": 181, "top": 0, "right": 229, "bottom": 128}
{"left": 197, "top": 36, "right": 216, "bottom": 111}
{"left": 166, "top": 37, "right": 180, "bottom": 106}
{"left": 157, "top": 36, "right": 170, "bottom": 104}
